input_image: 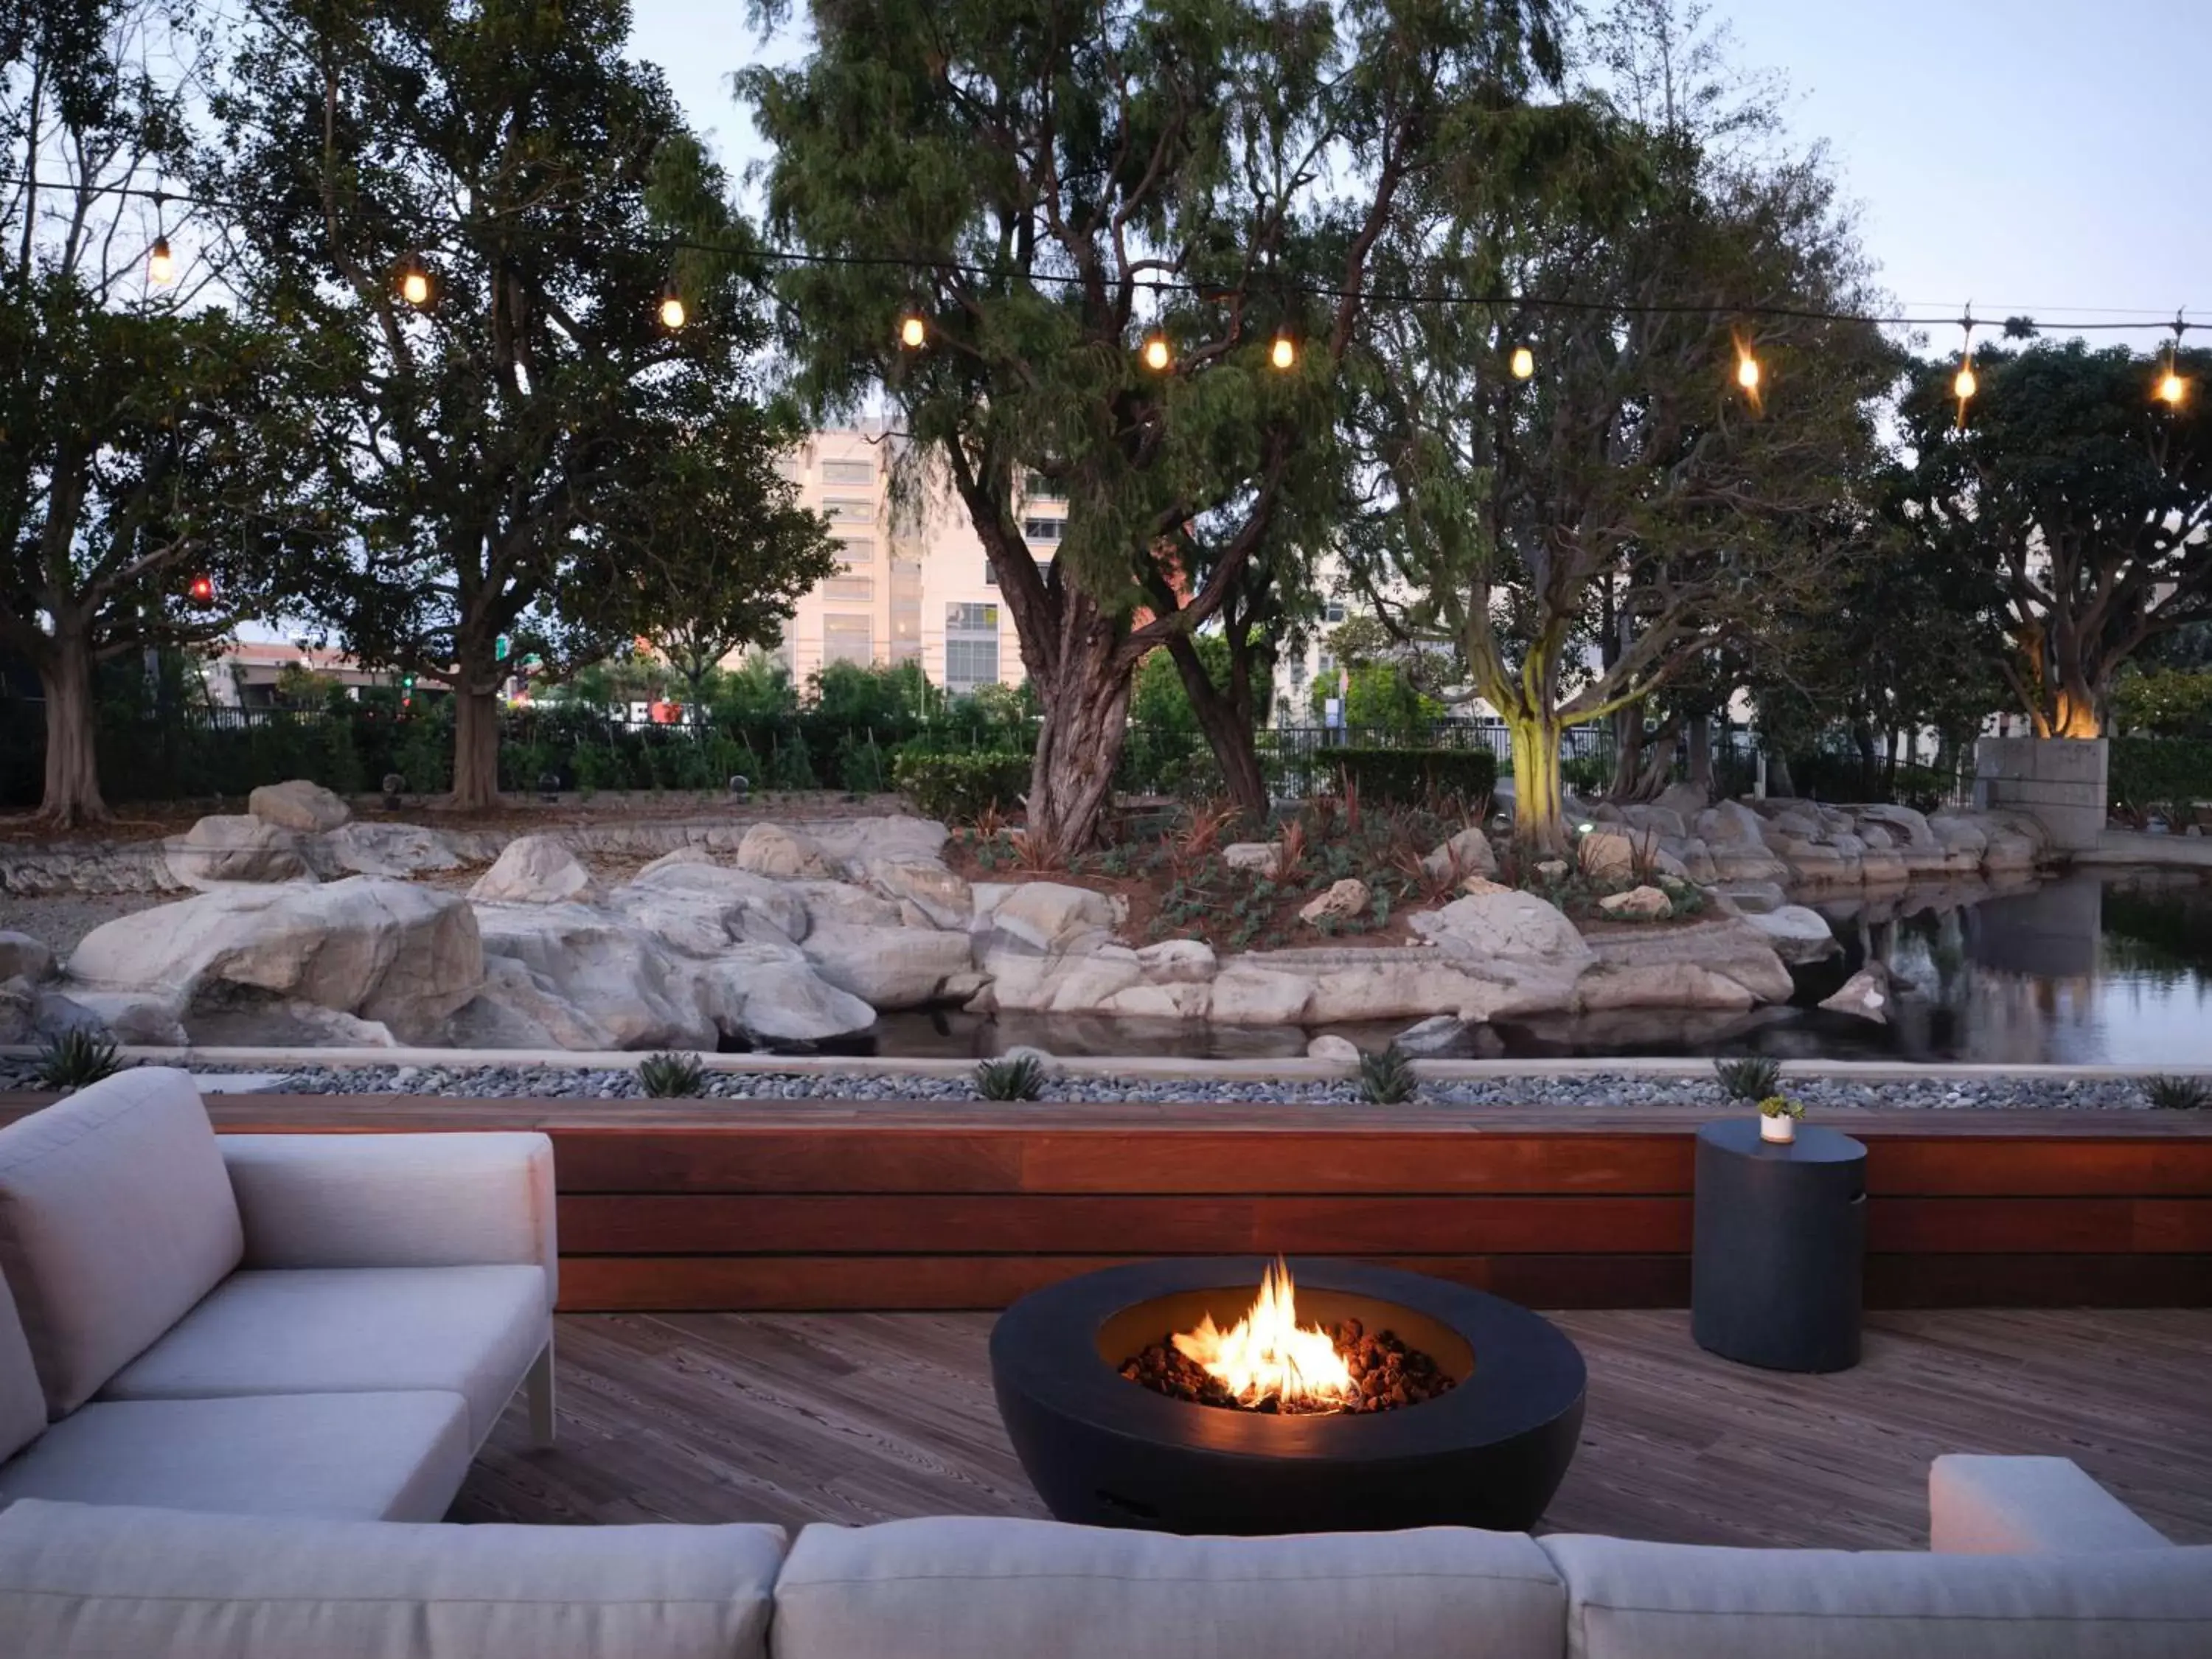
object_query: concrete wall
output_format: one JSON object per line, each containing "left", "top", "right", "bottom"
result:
{"left": 1975, "top": 737, "right": 2109, "bottom": 852}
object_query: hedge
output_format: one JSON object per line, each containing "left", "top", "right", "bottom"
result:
{"left": 2109, "top": 736, "right": 2212, "bottom": 818}
{"left": 892, "top": 748, "right": 1032, "bottom": 824}
{"left": 1328, "top": 745, "right": 1498, "bottom": 804}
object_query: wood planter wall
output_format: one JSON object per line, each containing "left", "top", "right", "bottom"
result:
{"left": 6, "top": 1094, "right": 2194, "bottom": 1312}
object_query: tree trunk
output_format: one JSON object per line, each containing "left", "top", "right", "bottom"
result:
{"left": 1607, "top": 706, "right": 1644, "bottom": 799}
{"left": 1164, "top": 635, "right": 1267, "bottom": 822}
{"left": 1686, "top": 715, "right": 1714, "bottom": 796}
{"left": 1767, "top": 751, "right": 1795, "bottom": 799}
{"left": 1023, "top": 626, "right": 1134, "bottom": 863}
{"left": 1506, "top": 712, "right": 1568, "bottom": 857}
{"left": 450, "top": 686, "right": 504, "bottom": 811}
{"left": 35, "top": 634, "right": 108, "bottom": 829}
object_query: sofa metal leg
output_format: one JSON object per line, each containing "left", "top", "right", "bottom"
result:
{"left": 527, "top": 1339, "right": 557, "bottom": 1446}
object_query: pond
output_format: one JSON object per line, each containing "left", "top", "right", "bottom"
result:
{"left": 850, "top": 867, "right": 2212, "bottom": 1066}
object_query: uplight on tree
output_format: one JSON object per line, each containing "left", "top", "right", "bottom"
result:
{"left": 147, "top": 236, "right": 175, "bottom": 285}
{"left": 1141, "top": 333, "right": 1172, "bottom": 372}
{"left": 1270, "top": 333, "right": 1296, "bottom": 370}
{"left": 898, "top": 312, "right": 926, "bottom": 349}
{"left": 1509, "top": 345, "right": 1535, "bottom": 379}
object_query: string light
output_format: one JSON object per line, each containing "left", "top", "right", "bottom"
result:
{"left": 1141, "top": 333, "right": 1172, "bottom": 372}
{"left": 1270, "top": 333, "right": 1297, "bottom": 370}
{"left": 656, "top": 282, "right": 686, "bottom": 331}
{"left": 1952, "top": 307, "right": 1978, "bottom": 428}
{"left": 147, "top": 236, "right": 174, "bottom": 286}
{"left": 2157, "top": 310, "right": 2190, "bottom": 406}
{"left": 1735, "top": 350, "right": 1761, "bottom": 392}
{"left": 396, "top": 252, "right": 431, "bottom": 308}
{"left": 1509, "top": 345, "right": 1535, "bottom": 379}
{"left": 898, "top": 311, "right": 926, "bottom": 349}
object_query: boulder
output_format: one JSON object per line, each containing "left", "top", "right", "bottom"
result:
{"left": 307, "top": 822, "right": 463, "bottom": 879}
{"left": 1663, "top": 836, "right": 1720, "bottom": 884}
{"left": 1857, "top": 823, "right": 1896, "bottom": 851}
{"left": 1459, "top": 876, "right": 1512, "bottom": 897}
{"left": 1135, "top": 939, "right": 1218, "bottom": 983}
{"left": 1299, "top": 878, "right": 1371, "bottom": 925}
{"left": 444, "top": 958, "right": 619, "bottom": 1051}
{"left": 1618, "top": 804, "right": 1688, "bottom": 841}
{"left": 1391, "top": 1015, "right": 1470, "bottom": 1057}
{"left": 1927, "top": 815, "right": 1989, "bottom": 859}
{"left": 1694, "top": 801, "right": 1770, "bottom": 847}
{"left": 1742, "top": 904, "right": 1842, "bottom": 964}
{"left": 608, "top": 860, "right": 810, "bottom": 954}
{"left": 1535, "top": 860, "right": 1569, "bottom": 880}
{"left": 1097, "top": 981, "right": 1214, "bottom": 1020}
{"left": 864, "top": 859, "right": 973, "bottom": 930}
{"left": 1576, "top": 964, "right": 1756, "bottom": 1013}
{"left": 1306, "top": 1034, "right": 1362, "bottom": 1065}
{"left": 734, "top": 823, "right": 837, "bottom": 880}
{"left": 1290, "top": 951, "right": 1537, "bottom": 1024}
{"left": 0, "top": 976, "right": 109, "bottom": 1043}
{"left": 52, "top": 987, "right": 187, "bottom": 1046}
{"left": 67, "top": 877, "right": 481, "bottom": 1043}
{"left": 248, "top": 779, "right": 352, "bottom": 834}
{"left": 467, "top": 836, "right": 598, "bottom": 905}
{"left": 1855, "top": 804, "right": 1938, "bottom": 849}
{"left": 692, "top": 947, "right": 876, "bottom": 1046}
{"left": 1708, "top": 880, "right": 1788, "bottom": 916}
{"left": 806, "top": 816, "right": 950, "bottom": 871}
{"left": 164, "top": 815, "right": 312, "bottom": 886}
{"left": 801, "top": 923, "right": 975, "bottom": 1008}
{"left": 985, "top": 881, "right": 1117, "bottom": 955}
{"left": 788, "top": 880, "right": 905, "bottom": 931}
{"left": 184, "top": 992, "right": 397, "bottom": 1049}
{"left": 1410, "top": 890, "right": 1594, "bottom": 976}
{"left": 1222, "top": 842, "right": 1281, "bottom": 877}
{"left": 1820, "top": 960, "right": 1893, "bottom": 1023}
{"left": 0, "top": 932, "right": 56, "bottom": 984}
{"left": 472, "top": 902, "right": 711, "bottom": 1050}
{"left": 1596, "top": 885, "right": 1672, "bottom": 921}
{"left": 1207, "top": 966, "right": 1314, "bottom": 1024}
{"left": 1652, "top": 781, "right": 1712, "bottom": 823}
{"left": 975, "top": 947, "right": 1142, "bottom": 1015}
{"left": 1584, "top": 918, "right": 1794, "bottom": 1004}
{"left": 1422, "top": 827, "right": 1498, "bottom": 880}
{"left": 1770, "top": 807, "right": 1826, "bottom": 840}
{"left": 636, "top": 846, "right": 715, "bottom": 877}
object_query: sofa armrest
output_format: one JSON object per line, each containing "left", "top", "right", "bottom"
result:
{"left": 219, "top": 1133, "right": 557, "bottom": 1307}
{"left": 1930, "top": 1455, "right": 2169, "bottom": 1554}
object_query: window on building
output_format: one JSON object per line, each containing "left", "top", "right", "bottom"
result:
{"left": 1324, "top": 601, "right": 1346, "bottom": 624}
{"left": 823, "top": 498, "right": 873, "bottom": 521}
{"left": 947, "top": 602, "right": 999, "bottom": 633}
{"left": 945, "top": 637, "right": 999, "bottom": 689}
{"left": 1023, "top": 517, "right": 1064, "bottom": 544}
{"left": 1023, "top": 470, "right": 1065, "bottom": 500}
{"left": 834, "top": 538, "right": 874, "bottom": 565}
{"left": 1316, "top": 653, "right": 1337, "bottom": 679}
{"left": 821, "top": 459, "right": 874, "bottom": 486}
{"left": 823, "top": 614, "right": 874, "bottom": 665}
{"left": 825, "top": 577, "right": 874, "bottom": 602}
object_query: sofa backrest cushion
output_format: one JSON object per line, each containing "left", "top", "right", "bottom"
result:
{"left": 0, "top": 1500, "right": 787, "bottom": 1659}
{"left": 774, "top": 1515, "right": 1567, "bottom": 1659}
{"left": 0, "top": 1068, "right": 243, "bottom": 1416}
{"left": 0, "top": 1270, "right": 45, "bottom": 1464}
{"left": 1541, "top": 1533, "right": 2212, "bottom": 1658}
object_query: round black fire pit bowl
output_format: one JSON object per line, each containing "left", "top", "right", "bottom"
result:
{"left": 990, "top": 1256, "right": 1586, "bottom": 1536}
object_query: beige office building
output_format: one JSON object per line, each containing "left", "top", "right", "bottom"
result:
{"left": 766, "top": 426, "right": 1064, "bottom": 693}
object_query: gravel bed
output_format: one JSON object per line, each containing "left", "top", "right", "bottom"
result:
{"left": 0, "top": 1060, "right": 2179, "bottom": 1110}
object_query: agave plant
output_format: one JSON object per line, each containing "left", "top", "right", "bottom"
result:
{"left": 636, "top": 1051, "right": 706, "bottom": 1098}
{"left": 1714, "top": 1055, "right": 1783, "bottom": 1103}
{"left": 35, "top": 1029, "right": 128, "bottom": 1091}
{"left": 2140, "top": 1074, "right": 2211, "bottom": 1111}
{"left": 975, "top": 1052, "right": 1048, "bottom": 1101}
{"left": 1357, "top": 1044, "right": 1419, "bottom": 1105}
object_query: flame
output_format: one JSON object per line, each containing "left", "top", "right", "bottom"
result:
{"left": 1171, "top": 1259, "right": 1354, "bottom": 1410}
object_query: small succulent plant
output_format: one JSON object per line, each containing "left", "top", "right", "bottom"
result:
{"left": 1357, "top": 1044, "right": 1419, "bottom": 1105}
{"left": 2140, "top": 1074, "right": 2211, "bottom": 1112}
{"left": 1756, "top": 1093, "right": 1806, "bottom": 1122}
{"left": 35, "top": 1029, "right": 128, "bottom": 1091}
{"left": 636, "top": 1051, "right": 706, "bottom": 1098}
{"left": 1714, "top": 1054, "right": 1783, "bottom": 1103}
{"left": 975, "top": 1052, "right": 1048, "bottom": 1101}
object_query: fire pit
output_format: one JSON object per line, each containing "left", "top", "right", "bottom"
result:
{"left": 990, "top": 1256, "right": 1585, "bottom": 1535}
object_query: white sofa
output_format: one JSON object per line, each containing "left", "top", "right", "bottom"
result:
{"left": 0, "top": 1458, "right": 2203, "bottom": 1658}
{"left": 0, "top": 1068, "right": 555, "bottom": 1521}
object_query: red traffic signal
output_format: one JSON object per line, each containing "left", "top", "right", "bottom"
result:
{"left": 187, "top": 574, "right": 216, "bottom": 605}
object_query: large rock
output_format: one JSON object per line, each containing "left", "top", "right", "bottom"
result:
{"left": 471, "top": 902, "right": 711, "bottom": 1050}
{"left": 734, "top": 823, "right": 837, "bottom": 880}
{"left": 1307, "top": 1034, "right": 1361, "bottom": 1065}
{"left": 444, "top": 958, "right": 619, "bottom": 1051}
{"left": 1299, "top": 879, "right": 1370, "bottom": 925}
{"left": 1208, "top": 966, "right": 1314, "bottom": 1024}
{"left": 1576, "top": 964, "right": 1756, "bottom": 1013}
{"left": 608, "top": 862, "right": 809, "bottom": 954}
{"left": 1596, "top": 885, "right": 1672, "bottom": 920}
{"left": 1392, "top": 1015, "right": 1470, "bottom": 1057}
{"left": 164, "top": 815, "right": 312, "bottom": 886}
{"left": 184, "top": 992, "right": 396, "bottom": 1048}
{"left": 1695, "top": 801, "right": 1770, "bottom": 847}
{"left": 1098, "top": 981, "right": 1214, "bottom": 1020}
{"left": 307, "top": 822, "right": 464, "bottom": 879}
{"left": 789, "top": 880, "right": 906, "bottom": 931}
{"left": 865, "top": 859, "right": 973, "bottom": 930}
{"left": 1708, "top": 880, "right": 1787, "bottom": 916}
{"left": 467, "top": 835, "right": 597, "bottom": 905}
{"left": 1855, "top": 804, "right": 1937, "bottom": 850}
{"left": 804, "top": 816, "right": 950, "bottom": 871}
{"left": 1583, "top": 917, "right": 1794, "bottom": 1004}
{"left": 691, "top": 945, "right": 876, "bottom": 1046}
{"left": 1422, "top": 827, "right": 1498, "bottom": 881}
{"left": 1135, "top": 939, "right": 1217, "bottom": 983}
{"left": 801, "top": 923, "right": 974, "bottom": 1008}
{"left": 1222, "top": 843, "right": 1281, "bottom": 877}
{"left": 52, "top": 986, "right": 187, "bottom": 1046}
{"left": 978, "top": 946, "right": 1144, "bottom": 1015}
{"left": 67, "top": 877, "right": 481, "bottom": 1043}
{"left": 0, "top": 976, "right": 111, "bottom": 1044}
{"left": 1409, "top": 890, "right": 1593, "bottom": 976}
{"left": 0, "top": 932, "right": 56, "bottom": 984}
{"left": 984, "top": 882, "right": 1117, "bottom": 955}
{"left": 1742, "top": 904, "right": 1842, "bottom": 964}
{"left": 1820, "top": 959, "right": 1893, "bottom": 1023}
{"left": 248, "top": 779, "right": 352, "bottom": 834}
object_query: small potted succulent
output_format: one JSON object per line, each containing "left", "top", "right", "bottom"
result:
{"left": 1756, "top": 1093, "right": 1806, "bottom": 1144}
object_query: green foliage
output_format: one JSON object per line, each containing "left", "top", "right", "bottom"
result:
{"left": 2140, "top": 1075, "right": 2211, "bottom": 1111}
{"left": 1757, "top": 1094, "right": 1806, "bottom": 1121}
{"left": 1331, "top": 748, "right": 1498, "bottom": 807}
{"left": 36, "top": 1029, "right": 129, "bottom": 1091}
{"left": 765, "top": 733, "right": 819, "bottom": 791}
{"left": 637, "top": 1052, "right": 707, "bottom": 1098}
{"left": 1307, "top": 661, "right": 1443, "bottom": 735}
{"left": 894, "top": 750, "right": 1030, "bottom": 825}
{"left": 834, "top": 730, "right": 891, "bottom": 793}
{"left": 1714, "top": 1055, "right": 1783, "bottom": 1102}
{"left": 1357, "top": 1045, "right": 1419, "bottom": 1105}
{"left": 2112, "top": 670, "right": 2212, "bottom": 740}
{"left": 2109, "top": 738, "right": 2212, "bottom": 823}
{"left": 975, "top": 1053, "right": 1048, "bottom": 1102}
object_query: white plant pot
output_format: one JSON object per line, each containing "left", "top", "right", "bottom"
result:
{"left": 1760, "top": 1114, "right": 1796, "bottom": 1144}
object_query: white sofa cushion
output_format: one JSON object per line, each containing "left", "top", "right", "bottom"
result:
{"left": 0, "top": 1500, "right": 787, "bottom": 1659}
{"left": 1931, "top": 1454, "right": 2171, "bottom": 1553}
{"left": 221, "top": 1132, "right": 558, "bottom": 1304}
{"left": 0, "top": 1273, "right": 44, "bottom": 1464}
{"left": 1541, "top": 1534, "right": 2212, "bottom": 1658}
{"left": 0, "top": 1390, "right": 472, "bottom": 1522}
{"left": 0, "top": 1068, "right": 243, "bottom": 1415}
{"left": 774, "top": 1515, "right": 1568, "bottom": 1659}
{"left": 97, "top": 1265, "right": 548, "bottom": 1447}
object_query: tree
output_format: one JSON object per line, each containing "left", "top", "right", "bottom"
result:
{"left": 1891, "top": 339, "right": 2212, "bottom": 738}
{"left": 743, "top": 0, "right": 1564, "bottom": 856}
{"left": 1, "top": 0, "right": 315, "bottom": 826}
{"left": 1338, "top": 94, "right": 1890, "bottom": 852}
{"left": 212, "top": 0, "right": 811, "bottom": 808}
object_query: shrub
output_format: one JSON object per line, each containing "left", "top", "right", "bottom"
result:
{"left": 1332, "top": 746, "right": 1497, "bottom": 806}
{"left": 835, "top": 730, "right": 891, "bottom": 793}
{"left": 894, "top": 748, "right": 1030, "bottom": 824}
{"left": 1714, "top": 1055, "right": 1783, "bottom": 1102}
{"left": 2109, "top": 737, "right": 2212, "bottom": 824}
{"left": 975, "top": 1051, "right": 1048, "bottom": 1101}
{"left": 637, "top": 1052, "right": 706, "bottom": 1097}
{"left": 1357, "top": 1044, "right": 1419, "bottom": 1105}
{"left": 2140, "top": 1074, "right": 2211, "bottom": 1111}
{"left": 36, "top": 1029, "right": 128, "bottom": 1091}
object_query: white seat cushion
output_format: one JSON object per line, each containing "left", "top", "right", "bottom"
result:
{"left": 0, "top": 1068, "right": 242, "bottom": 1415}
{"left": 1540, "top": 1534, "right": 2212, "bottom": 1658}
{"left": 0, "top": 1273, "right": 44, "bottom": 1465}
{"left": 97, "top": 1265, "right": 548, "bottom": 1447}
{"left": 775, "top": 1516, "right": 1568, "bottom": 1659}
{"left": 0, "top": 1390, "right": 471, "bottom": 1521}
{"left": 0, "top": 1499, "right": 787, "bottom": 1659}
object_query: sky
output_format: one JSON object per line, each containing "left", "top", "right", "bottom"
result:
{"left": 625, "top": 0, "right": 2212, "bottom": 349}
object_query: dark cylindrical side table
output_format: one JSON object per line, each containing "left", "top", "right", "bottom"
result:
{"left": 1692, "top": 1119, "right": 1867, "bottom": 1373}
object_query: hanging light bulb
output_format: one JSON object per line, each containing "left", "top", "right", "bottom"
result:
{"left": 1141, "top": 333, "right": 1172, "bottom": 372}
{"left": 1951, "top": 309, "right": 1979, "bottom": 430}
{"left": 898, "top": 311, "right": 927, "bottom": 349}
{"left": 187, "top": 574, "right": 215, "bottom": 606}
{"left": 147, "top": 236, "right": 175, "bottom": 286}
{"left": 1509, "top": 345, "right": 1535, "bottom": 380}
{"left": 657, "top": 282, "right": 686, "bottom": 331}
{"left": 1735, "top": 351, "right": 1761, "bottom": 392}
{"left": 1270, "top": 333, "right": 1297, "bottom": 370}
{"left": 1953, "top": 361, "right": 1978, "bottom": 400}
{"left": 397, "top": 253, "right": 432, "bottom": 309}
{"left": 2157, "top": 367, "right": 2188, "bottom": 407}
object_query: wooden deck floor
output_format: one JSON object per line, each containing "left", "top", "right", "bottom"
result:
{"left": 456, "top": 1307, "right": 2212, "bottom": 1549}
